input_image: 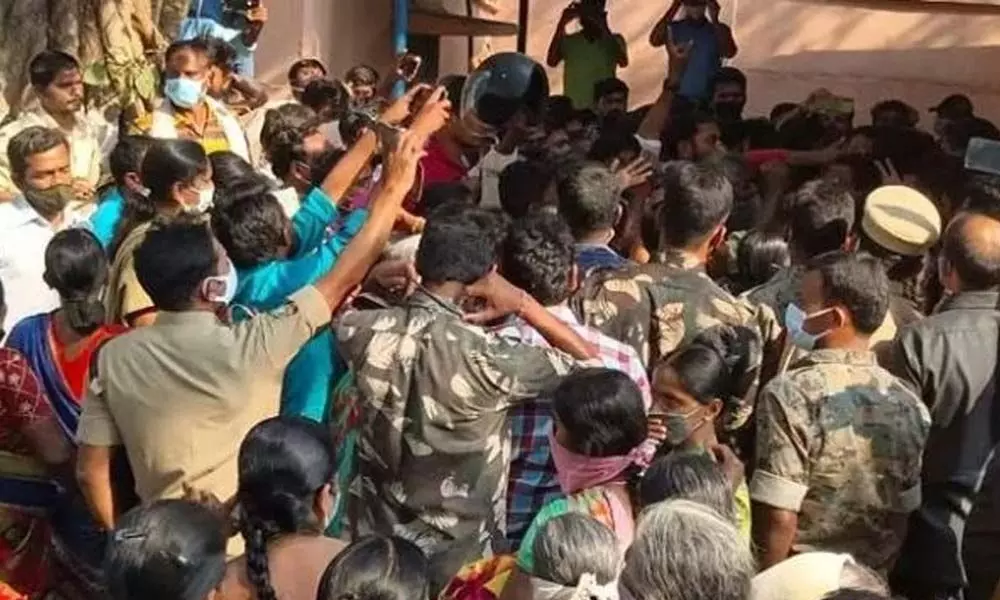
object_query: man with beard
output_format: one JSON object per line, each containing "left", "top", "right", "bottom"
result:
{"left": 0, "top": 127, "right": 78, "bottom": 332}
{"left": 546, "top": 0, "right": 629, "bottom": 110}
{"left": 711, "top": 67, "right": 747, "bottom": 124}
{"left": 651, "top": 0, "right": 738, "bottom": 103}
{"left": 0, "top": 51, "right": 103, "bottom": 207}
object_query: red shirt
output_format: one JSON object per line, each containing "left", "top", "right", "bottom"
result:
{"left": 744, "top": 149, "right": 791, "bottom": 170}
{"left": 420, "top": 137, "right": 469, "bottom": 187}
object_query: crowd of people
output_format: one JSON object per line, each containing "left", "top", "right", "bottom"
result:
{"left": 3, "top": 0, "right": 1000, "bottom": 599}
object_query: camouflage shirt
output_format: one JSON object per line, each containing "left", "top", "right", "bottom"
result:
{"left": 335, "top": 290, "right": 577, "bottom": 585}
{"left": 750, "top": 349, "right": 931, "bottom": 572}
{"left": 740, "top": 265, "right": 803, "bottom": 327}
{"left": 569, "top": 253, "right": 780, "bottom": 429}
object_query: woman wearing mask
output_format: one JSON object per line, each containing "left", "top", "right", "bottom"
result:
{"left": 648, "top": 325, "right": 755, "bottom": 539}
{"left": 106, "top": 138, "right": 213, "bottom": 326}
{"left": 218, "top": 417, "right": 346, "bottom": 600}
{"left": 106, "top": 500, "right": 229, "bottom": 600}
{"left": 4, "top": 229, "right": 128, "bottom": 594}
{"left": 518, "top": 368, "right": 647, "bottom": 573}
{"left": 317, "top": 536, "right": 429, "bottom": 600}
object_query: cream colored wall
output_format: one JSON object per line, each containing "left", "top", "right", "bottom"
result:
{"left": 483, "top": 0, "right": 1000, "bottom": 126}
{"left": 255, "top": 0, "right": 394, "bottom": 89}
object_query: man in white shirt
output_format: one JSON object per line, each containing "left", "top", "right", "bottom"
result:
{"left": 0, "top": 51, "right": 104, "bottom": 207}
{"left": 0, "top": 127, "right": 78, "bottom": 331}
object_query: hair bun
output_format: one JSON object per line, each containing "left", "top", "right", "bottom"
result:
{"left": 692, "top": 324, "right": 759, "bottom": 398}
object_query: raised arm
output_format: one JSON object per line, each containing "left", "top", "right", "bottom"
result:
{"left": 637, "top": 32, "right": 691, "bottom": 142}
{"left": 650, "top": 0, "right": 683, "bottom": 47}
{"left": 547, "top": 6, "right": 577, "bottom": 68}
{"left": 708, "top": 0, "right": 738, "bottom": 58}
{"left": 318, "top": 84, "right": 435, "bottom": 203}
{"left": 312, "top": 94, "right": 450, "bottom": 310}
{"left": 464, "top": 272, "right": 598, "bottom": 361}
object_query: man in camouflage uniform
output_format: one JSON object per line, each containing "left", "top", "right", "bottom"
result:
{"left": 741, "top": 178, "right": 856, "bottom": 326}
{"left": 751, "top": 252, "right": 930, "bottom": 574}
{"left": 571, "top": 161, "right": 779, "bottom": 430}
{"left": 337, "top": 211, "right": 596, "bottom": 591}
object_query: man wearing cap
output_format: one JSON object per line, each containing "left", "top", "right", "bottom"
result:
{"left": 859, "top": 185, "right": 942, "bottom": 332}
{"left": 931, "top": 94, "right": 1000, "bottom": 149}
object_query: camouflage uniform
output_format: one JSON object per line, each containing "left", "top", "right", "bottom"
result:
{"left": 335, "top": 290, "right": 577, "bottom": 588}
{"left": 750, "top": 349, "right": 931, "bottom": 572}
{"left": 740, "top": 265, "right": 803, "bottom": 327}
{"left": 570, "top": 252, "right": 781, "bottom": 430}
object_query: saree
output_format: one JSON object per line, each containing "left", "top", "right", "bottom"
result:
{"left": 0, "top": 347, "right": 62, "bottom": 597}
{"left": 5, "top": 314, "right": 127, "bottom": 594}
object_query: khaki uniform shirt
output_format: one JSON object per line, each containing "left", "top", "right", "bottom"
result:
{"left": 336, "top": 290, "right": 578, "bottom": 588}
{"left": 751, "top": 349, "right": 930, "bottom": 572}
{"left": 570, "top": 253, "right": 781, "bottom": 430}
{"left": 105, "top": 222, "right": 154, "bottom": 325}
{"left": 79, "top": 286, "right": 330, "bottom": 511}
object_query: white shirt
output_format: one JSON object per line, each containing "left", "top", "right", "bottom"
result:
{"left": 0, "top": 197, "right": 61, "bottom": 331}
{"left": 468, "top": 147, "right": 519, "bottom": 209}
{"left": 0, "top": 109, "right": 104, "bottom": 193}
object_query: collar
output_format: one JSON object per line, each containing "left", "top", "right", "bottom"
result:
{"left": 22, "top": 108, "right": 88, "bottom": 135}
{"left": 408, "top": 288, "right": 464, "bottom": 317}
{"left": 1, "top": 195, "right": 50, "bottom": 229}
{"left": 935, "top": 290, "right": 1000, "bottom": 314}
{"left": 792, "top": 348, "right": 878, "bottom": 369}
{"left": 576, "top": 242, "right": 618, "bottom": 253}
{"left": 654, "top": 249, "right": 705, "bottom": 271}
{"left": 153, "top": 310, "right": 222, "bottom": 327}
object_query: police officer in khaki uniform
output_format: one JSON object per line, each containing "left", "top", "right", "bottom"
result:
{"left": 75, "top": 125, "right": 430, "bottom": 555}
{"left": 859, "top": 185, "right": 942, "bottom": 330}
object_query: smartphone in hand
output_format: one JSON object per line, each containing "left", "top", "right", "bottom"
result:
{"left": 397, "top": 53, "right": 423, "bottom": 83}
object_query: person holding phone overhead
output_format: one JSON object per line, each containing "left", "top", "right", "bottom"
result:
{"left": 650, "top": 0, "right": 738, "bottom": 103}
{"left": 178, "top": 0, "right": 268, "bottom": 77}
{"left": 546, "top": 0, "right": 629, "bottom": 110}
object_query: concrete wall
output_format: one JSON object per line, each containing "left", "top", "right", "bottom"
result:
{"left": 254, "top": 0, "right": 1000, "bottom": 127}
{"left": 482, "top": 0, "right": 1000, "bottom": 126}
{"left": 255, "top": 0, "right": 395, "bottom": 89}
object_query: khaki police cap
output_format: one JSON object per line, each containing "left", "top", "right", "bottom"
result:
{"left": 862, "top": 185, "right": 942, "bottom": 257}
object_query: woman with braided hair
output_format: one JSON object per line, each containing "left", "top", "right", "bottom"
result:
{"left": 218, "top": 417, "right": 346, "bottom": 600}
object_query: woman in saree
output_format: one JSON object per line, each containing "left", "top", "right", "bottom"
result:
{"left": 0, "top": 282, "right": 74, "bottom": 597}
{"left": 5, "top": 229, "right": 128, "bottom": 595}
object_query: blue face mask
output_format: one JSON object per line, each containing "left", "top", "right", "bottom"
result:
{"left": 164, "top": 76, "right": 205, "bottom": 109}
{"left": 785, "top": 303, "right": 830, "bottom": 351}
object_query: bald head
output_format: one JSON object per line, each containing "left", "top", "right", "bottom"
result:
{"left": 943, "top": 212, "right": 1000, "bottom": 291}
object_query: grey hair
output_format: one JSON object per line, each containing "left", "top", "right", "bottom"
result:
{"left": 622, "top": 500, "right": 755, "bottom": 600}
{"left": 638, "top": 453, "right": 736, "bottom": 521}
{"left": 838, "top": 559, "right": 889, "bottom": 595}
{"left": 8, "top": 126, "right": 68, "bottom": 180}
{"left": 533, "top": 513, "right": 621, "bottom": 587}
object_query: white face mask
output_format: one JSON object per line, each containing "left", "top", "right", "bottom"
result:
{"left": 202, "top": 257, "right": 238, "bottom": 305}
{"left": 185, "top": 185, "right": 216, "bottom": 214}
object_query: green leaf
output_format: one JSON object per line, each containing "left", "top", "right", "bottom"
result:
{"left": 82, "top": 61, "right": 111, "bottom": 87}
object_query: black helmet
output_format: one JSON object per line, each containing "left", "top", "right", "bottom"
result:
{"left": 460, "top": 52, "right": 550, "bottom": 129}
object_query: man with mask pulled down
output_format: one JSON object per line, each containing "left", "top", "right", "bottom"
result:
{"left": 0, "top": 127, "right": 82, "bottom": 333}
{"left": 131, "top": 38, "right": 250, "bottom": 161}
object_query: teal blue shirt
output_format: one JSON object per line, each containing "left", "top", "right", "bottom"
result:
{"left": 234, "top": 187, "right": 368, "bottom": 422}
{"left": 90, "top": 187, "right": 126, "bottom": 249}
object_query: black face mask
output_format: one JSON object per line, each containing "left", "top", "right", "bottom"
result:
{"left": 713, "top": 102, "right": 745, "bottom": 123}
